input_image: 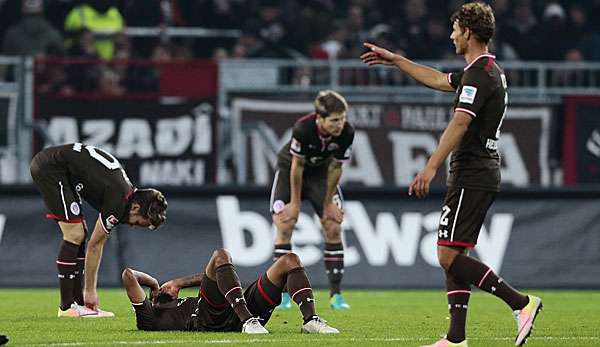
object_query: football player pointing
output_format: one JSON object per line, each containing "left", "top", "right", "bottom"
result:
{"left": 31, "top": 143, "right": 167, "bottom": 317}
{"left": 362, "top": 2, "right": 542, "bottom": 347}
{"left": 270, "top": 90, "right": 354, "bottom": 310}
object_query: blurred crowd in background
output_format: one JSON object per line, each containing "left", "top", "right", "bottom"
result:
{"left": 1, "top": 0, "right": 599, "bottom": 94}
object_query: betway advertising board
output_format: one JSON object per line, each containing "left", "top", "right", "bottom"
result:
{"left": 1, "top": 191, "right": 598, "bottom": 288}
{"left": 231, "top": 99, "right": 551, "bottom": 187}
{"left": 35, "top": 97, "right": 217, "bottom": 185}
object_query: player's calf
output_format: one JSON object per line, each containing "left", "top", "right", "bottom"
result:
{"left": 215, "top": 263, "right": 253, "bottom": 323}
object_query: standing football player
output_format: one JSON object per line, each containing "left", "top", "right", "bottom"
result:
{"left": 270, "top": 90, "right": 354, "bottom": 310}
{"left": 361, "top": 2, "right": 542, "bottom": 346}
{"left": 31, "top": 143, "right": 167, "bottom": 317}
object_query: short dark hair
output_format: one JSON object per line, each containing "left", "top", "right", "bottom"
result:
{"left": 132, "top": 188, "right": 167, "bottom": 229}
{"left": 149, "top": 289, "right": 174, "bottom": 306}
{"left": 314, "top": 90, "right": 348, "bottom": 118}
{"left": 451, "top": 2, "right": 495, "bottom": 44}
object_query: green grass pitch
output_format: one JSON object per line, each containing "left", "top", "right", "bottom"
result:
{"left": 1, "top": 289, "right": 599, "bottom": 346}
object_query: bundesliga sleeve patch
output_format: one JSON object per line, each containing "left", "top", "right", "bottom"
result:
{"left": 291, "top": 138, "right": 301, "bottom": 153}
{"left": 459, "top": 85, "right": 477, "bottom": 104}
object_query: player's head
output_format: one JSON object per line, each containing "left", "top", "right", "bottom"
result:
{"left": 149, "top": 288, "right": 175, "bottom": 307}
{"left": 128, "top": 188, "right": 168, "bottom": 230}
{"left": 314, "top": 90, "right": 348, "bottom": 137}
{"left": 450, "top": 2, "right": 495, "bottom": 54}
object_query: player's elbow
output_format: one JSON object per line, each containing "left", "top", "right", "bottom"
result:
{"left": 121, "top": 268, "right": 135, "bottom": 283}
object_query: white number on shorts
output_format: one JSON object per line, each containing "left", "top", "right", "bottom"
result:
{"left": 73, "top": 143, "right": 120, "bottom": 170}
{"left": 440, "top": 205, "right": 451, "bottom": 226}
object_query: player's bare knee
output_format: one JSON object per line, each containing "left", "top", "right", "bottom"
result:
{"left": 437, "top": 247, "right": 460, "bottom": 271}
{"left": 212, "top": 248, "right": 232, "bottom": 267}
{"left": 280, "top": 252, "right": 302, "bottom": 269}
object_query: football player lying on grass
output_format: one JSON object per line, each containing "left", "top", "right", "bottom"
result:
{"left": 122, "top": 248, "right": 339, "bottom": 334}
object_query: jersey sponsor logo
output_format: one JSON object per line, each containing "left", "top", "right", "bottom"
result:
{"left": 105, "top": 215, "right": 119, "bottom": 229}
{"left": 459, "top": 86, "right": 477, "bottom": 104}
{"left": 70, "top": 202, "right": 80, "bottom": 216}
{"left": 75, "top": 183, "right": 84, "bottom": 192}
{"left": 272, "top": 200, "right": 285, "bottom": 214}
{"left": 327, "top": 143, "right": 339, "bottom": 151}
{"left": 291, "top": 138, "right": 301, "bottom": 153}
{"left": 438, "top": 229, "right": 448, "bottom": 238}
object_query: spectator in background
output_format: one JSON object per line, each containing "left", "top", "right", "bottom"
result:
{"left": 555, "top": 48, "right": 588, "bottom": 86}
{"left": 533, "top": 2, "right": 569, "bottom": 61}
{"left": 566, "top": 3, "right": 600, "bottom": 61}
{"left": 121, "top": 0, "right": 185, "bottom": 57}
{"left": 64, "top": 0, "right": 125, "bottom": 61}
{"left": 391, "top": 0, "right": 429, "bottom": 59}
{"left": 67, "top": 29, "right": 101, "bottom": 92}
{"left": 190, "top": 0, "right": 241, "bottom": 29}
{"left": 242, "top": 1, "right": 298, "bottom": 59}
{"left": 97, "top": 65, "right": 125, "bottom": 95}
{"left": 124, "top": 42, "right": 171, "bottom": 92}
{"left": 503, "top": 0, "right": 538, "bottom": 60}
{"left": 36, "top": 43, "right": 75, "bottom": 96}
{"left": 2, "top": 0, "right": 62, "bottom": 57}
{"left": 211, "top": 46, "right": 228, "bottom": 61}
{"left": 421, "top": 14, "right": 454, "bottom": 60}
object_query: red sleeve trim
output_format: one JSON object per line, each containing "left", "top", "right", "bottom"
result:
{"left": 46, "top": 214, "right": 82, "bottom": 223}
{"left": 455, "top": 108, "right": 477, "bottom": 118}
{"left": 437, "top": 241, "right": 477, "bottom": 247}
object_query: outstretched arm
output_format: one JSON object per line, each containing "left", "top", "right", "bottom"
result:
{"left": 84, "top": 217, "right": 108, "bottom": 310}
{"left": 361, "top": 42, "right": 454, "bottom": 92}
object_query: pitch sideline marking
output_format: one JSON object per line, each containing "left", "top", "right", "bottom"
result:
{"left": 21, "top": 336, "right": 600, "bottom": 346}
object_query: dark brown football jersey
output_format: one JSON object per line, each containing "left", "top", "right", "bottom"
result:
{"left": 150, "top": 298, "right": 199, "bottom": 331}
{"left": 35, "top": 143, "right": 135, "bottom": 233}
{"left": 447, "top": 54, "right": 507, "bottom": 191}
{"left": 276, "top": 112, "right": 355, "bottom": 170}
